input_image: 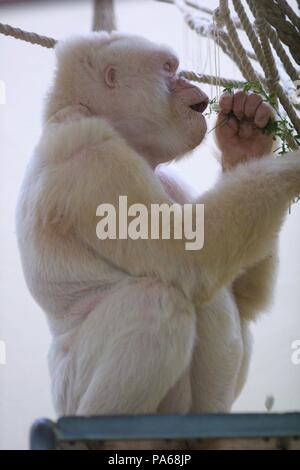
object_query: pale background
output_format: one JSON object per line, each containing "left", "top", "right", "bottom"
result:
{"left": 0, "top": 0, "right": 299, "bottom": 450}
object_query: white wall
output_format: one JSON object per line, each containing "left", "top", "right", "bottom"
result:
{"left": 0, "top": 0, "right": 299, "bottom": 450}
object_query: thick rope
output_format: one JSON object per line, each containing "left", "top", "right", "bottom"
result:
{"left": 264, "top": 23, "right": 299, "bottom": 83}
{"left": 255, "top": 0, "right": 300, "bottom": 66}
{"left": 233, "top": 0, "right": 297, "bottom": 112}
{"left": 210, "top": 0, "right": 300, "bottom": 148}
{"left": 92, "top": 0, "right": 116, "bottom": 32}
{"left": 246, "top": 0, "right": 299, "bottom": 83}
{"left": 232, "top": 0, "right": 268, "bottom": 76}
{"left": 156, "top": 0, "right": 243, "bottom": 29}
{"left": 180, "top": 70, "right": 246, "bottom": 89}
{"left": 246, "top": 0, "right": 300, "bottom": 137}
{"left": 218, "top": 0, "right": 261, "bottom": 84}
{"left": 0, "top": 1, "right": 299, "bottom": 137}
{"left": 175, "top": 0, "right": 262, "bottom": 91}
{"left": 277, "top": 0, "right": 300, "bottom": 33}
{"left": 179, "top": 7, "right": 237, "bottom": 61}
{"left": 0, "top": 22, "right": 56, "bottom": 48}
{"left": 213, "top": 21, "right": 258, "bottom": 64}
{"left": 237, "top": 0, "right": 300, "bottom": 120}
{"left": 255, "top": 25, "right": 280, "bottom": 93}
{"left": 0, "top": 2, "right": 117, "bottom": 43}
{"left": 251, "top": 2, "right": 300, "bottom": 140}
{"left": 183, "top": 0, "right": 300, "bottom": 100}
{"left": 218, "top": 31, "right": 267, "bottom": 84}
{"left": 247, "top": 2, "right": 279, "bottom": 84}
{"left": 157, "top": 0, "right": 214, "bottom": 14}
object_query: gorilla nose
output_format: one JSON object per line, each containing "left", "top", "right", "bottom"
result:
{"left": 171, "top": 76, "right": 196, "bottom": 91}
{"left": 190, "top": 99, "right": 209, "bottom": 113}
{"left": 189, "top": 91, "right": 209, "bottom": 113}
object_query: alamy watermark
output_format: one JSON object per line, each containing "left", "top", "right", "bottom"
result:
{"left": 291, "top": 340, "right": 300, "bottom": 365}
{"left": 96, "top": 196, "right": 205, "bottom": 251}
{"left": 0, "top": 80, "right": 6, "bottom": 105}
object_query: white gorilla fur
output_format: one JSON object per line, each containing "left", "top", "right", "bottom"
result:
{"left": 16, "top": 32, "right": 300, "bottom": 416}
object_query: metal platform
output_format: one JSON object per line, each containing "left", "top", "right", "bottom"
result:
{"left": 30, "top": 413, "right": 300, "bottom": 450}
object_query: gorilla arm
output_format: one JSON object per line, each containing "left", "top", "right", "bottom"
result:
{"left": 230, "top": 247, "right": 278, "bottom": 321}
{"left": 216, "top": 91, "right": 279, "bottom": 321}
{"left": 38, "top": 116, "right": 300, "bottom": 305}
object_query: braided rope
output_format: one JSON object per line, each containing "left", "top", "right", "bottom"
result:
{"left": 246, "top": 0, "right": 299, "bottom": 81}
{"left": 180, "top": 8, "right": 240, "bottom": 61}
{"left": 0, "top": 22, "right": 56, "bottom": 48}
{"left": 156, "top": 0, "right": 214, "bottom": 14}
{"left": 0, "top": 2, "right": 117, "bottom": 45}
{"left": 277, "top": 0, "right": 300, "bottom": 32}
{"left": 232, "top": 1, "right": 268, "bottom": 75}
{"left": 233, "top": 0, "right": 296, "bottom": 113}
{"left": 251, "top": 2, "right": 300, "bottom": 140}
{"left": 264, "top": 23, "right": 299, "bottom": 83}
{"left": 252, "top": 5, "right": 280, "bottom": 88}
{"left": 215, "top": 22, "right": 258, "bottom": 63}
{"left": 255, "top": 26, "right": 280, "bottom": 95}
{"left": 0, "top": 0, "right": 299, "bottom": 142}
{"left": 214, "top": 0, "right": 300, "bottom": 149}
{"left": 180, "top": 70, "right": 246, "bottom": 89}
{"left": 256, "top": 0, "right": 300, "bottom": 66}
{"left": 176, "top": 0, "right": 263, "bottom": 92}
{"left": 219, "top": 0, "right": 260, "bottom": 83}
{"left": 156, "top": 0, "right": 243, "bottom": 29}
{"left": 180, "top": 0, "right": 300, "bottom": 108}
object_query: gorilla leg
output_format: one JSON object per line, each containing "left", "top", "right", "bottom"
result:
{"left": 57, "top": 279, "right": 196, "bottom": 415}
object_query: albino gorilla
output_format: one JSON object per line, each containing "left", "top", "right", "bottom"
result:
{"left": 17, "top": 32, "right": 300, "bottom": 418}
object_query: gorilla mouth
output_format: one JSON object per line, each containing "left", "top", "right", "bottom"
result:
{"left": 189, "top": 100, "right": 208, "bottom": 113}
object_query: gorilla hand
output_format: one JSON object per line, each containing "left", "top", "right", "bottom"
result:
{"left": 215, "top": 91, "right": 275, "bottom": 171}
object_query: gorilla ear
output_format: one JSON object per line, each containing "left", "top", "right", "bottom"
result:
{"left": 104, "top": 65, "right": 117, "bottom": 88}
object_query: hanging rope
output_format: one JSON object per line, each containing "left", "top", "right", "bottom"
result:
{"left": 92, "top": 0, "right": 116, "bottom": 32}
{"left": 219, "top": 0, "right": 261, "bottom": 83}
{"left": 276, "top": 0, "right": 300, "bottom": 33}
{"left": 256, "top": 0, "right": 300, "bottom": 66}
{"left": 174, "top": 1, "right": 264, "bottom": 89}
{"left": 263, "top": 22, "right": 299, "bottom": 83}
{"left": 255, "top": 21, "right": 300, "bottom": 137}
{"left": 244, "top": 1, "right": 280, "bottom": 99}
{"left": 0, "top": 1, "right": 117, "bottom": 47}
{"left": 180, "top": 70, "right": 246, "bottom": 89}
{"left": 231, "top": 0, "right": 271, "bottom": 89}
{"left": 0, "top": 0, "right": 299, "bottom": 145}
{"left": 245, "top": 0, "right": 300, "bottom": 85}
{"left": 156, "top": 0, "right": 243, "bottom": 29}
{"left": 173, "top": 0, "right": 300, "bottom": 148}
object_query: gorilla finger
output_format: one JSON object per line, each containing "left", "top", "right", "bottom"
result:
{"left": 219, "top": 93, "right": 234, "bottom": 114}
{"left": 254, "top": 102, "right": 273, "bottom": 128}
{"left": 244, "top": 93, "right": 263, "bottom": 120}
{"left": 233, "top": 91, "right": 247, "bottom": 120}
